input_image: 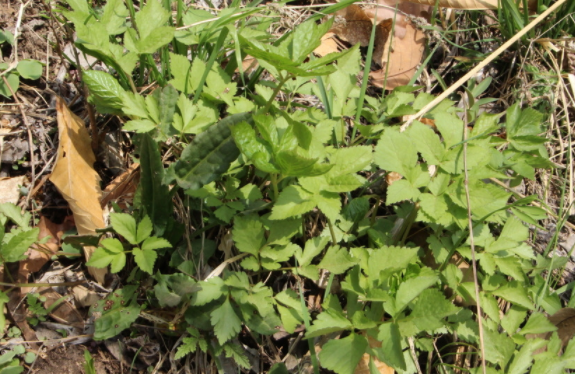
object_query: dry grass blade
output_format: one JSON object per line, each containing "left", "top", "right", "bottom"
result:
{"left": 49, "top": 97, "right": 107, "bottom": 283}
{"left": 400, "top": 0, "right": 568, "bottom": 132}
{"left": 400, "top": 0, "right": 536, "bottom": 10}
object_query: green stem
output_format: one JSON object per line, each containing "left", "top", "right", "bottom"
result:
{"left": 270, "top": 173, "right": 280, "bottom": 201}
{"left": 262, "top": 74, "right": 291, "bottom": 113}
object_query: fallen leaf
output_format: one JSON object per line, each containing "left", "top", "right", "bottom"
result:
{"left": 49, "top": 97, "right": 107, "bottom": 283}
{"left": 100, "top": 163, "right": 140, "bottom": 209}
{"left": 0, "top": 175, "right": 26, "bottom": 204}
{"left": 40, "top": 288, "right": 85, "bottom": 331}
{"left": 72, "top": 285, "right": 100, "bottom": 308}
{"left": 314, "top": 32, "right": 339, "bottom": 57}
{"left": 548, "top": 308, "right": 575, "bottom": 348}
{"left": 355, "top": 334, "right": 395, "bottom": 374}
{"left": 18, "top": 215, "right": 74, "bottom": 294}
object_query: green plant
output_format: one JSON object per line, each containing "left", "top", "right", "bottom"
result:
{"left": 0, "top": 28, "right": 43, "bottom": 98}
{"left": 54, "top": 0, "right": 575, "bottom": 372}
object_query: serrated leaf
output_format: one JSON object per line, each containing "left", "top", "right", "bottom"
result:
{"left": 507, "top": 338, "right": 547, "bottom": 374}
{"left": 317, "top": 246, "right": 356, "bottom": 274}
{"left": 378, "top": 323, "right": 407, "bottom": 371}
{"left": 407, "top": 121, "right": 444, "bottom": 164}
{"left": 1, "top": 228, "right": 39, "bottom": 262}
{"left": 327, "top": 146, "right": 372, "bottom": 177}
{"left": 386, "top": 179, "right": 420, "bottom": 204}
{"left": 295, "top": 236, "right": 330, "bottom": 267}
{"left": 0, "top": 203, "right": 31, "bottom": 228}
{"left": 233, "top": 215, "right": 265, "bottom": 256}
{"left": 434, "top": 112, "right": 463, "bottom": 148}
{"left": 211, "top": 297, "right": 242, "bottom": 345}
{"left": 395, "top": 270, "right": 439, "bottom": 314}
{"left": 374, "top": 128, "right": 417, "bottom": 176}
{"left": 141, "top": 237, "right": 171, "bottom": 251}
{"left": 318, "top": 333, "right": 367, "bottom": 374}
{"left": 491, "top": 281, "right": 533, "bottom": 310}
{"left": 193, "top": 277, "right": 226, "bottom": 306}
{"left": 86, "top": 242, "right": 126, "bottom": 273}
{"left": 168, "top": 113, "right": 250, "bottom": 190}
{"left": 93, "top": 305, "right": 140, "bottom": 340}
{"left": 520, "top": 312, "right": 557, "bottom": 335}
{"left": 123, "top": 119, "right": 157, "bottom": 132}
{"left": 305, "top": 309, "right": 352, "bottom": 338}
{"left": 83, "top": 70, "right": 124, "bottom": 114}
{"left": 110, "top": 213, "right": 137, "bottom": 245}
{"left": 133, "top": 247, "right": 157, "bottom": 274}
{"left": 270, "top": 185, "right": 316, "bottom": 220}
{"left": 136, "top": 216, "right": 153, "bottom": 243}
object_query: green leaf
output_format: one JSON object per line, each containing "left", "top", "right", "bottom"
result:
{"left": 318, "top": 333, "right": 367, "bottom": 374}
{"left": 123, "top": 119, "right": 156, "bottom": 133}
{"left": 270, "top": 186, "right": 316, "bottom": 220}
{"left": 138, "top": 134, "right": 171, "bottom": 235}
{"left": 491, "top": 281, "right": 533, "bottom": 310}
{"left": 507, "top": 338, "right": 547, "bottom": 374}
{"left": 83, "top": 70, "right": 124, "bottom": 114}
{"left": 387, "top": 179, "right": 420, "bottom": 204}
{"left": 317, "top": 246, "right": 356, "bottom": 274}
{"left": 519, "top": 312, "right": 557, "bottom": 335}
{"left": 134, "top": 27, "right": 175, "bottom": 54}
{"left": 305, "top": 309, "right": 352, "bottom": 338}
{"left": 167, "top": 113, "right": 250, "bottom": 189}
{"left": 110, "top": 213, "right": 137, "bottom": 245}
{"left": 1, "top": 228, "right": 39, "bottom": 262}
{"left": 134, "top": 0, "right": 170, "bottom": 40}
{"left": 395, "top": 270, "right": 438, "bottom": 314}
{"left": 374, "top": 128, "right": 417, "bottom": 176}
{"left": 401, "top": 288, "right": 460, "bottom": 335}
{"left": 136, "top": 216, "right": 153, "bottom": 243}
{"left": 407, "top": 121, "right": 444, "bottom": 164}
{"left": 0, "top": 203, "right": 31, "bottom": 228}
{"left": 378, "top": 323, "right": 407, "bottom": 371}
{"left": 133, "top": 247, "right": 157, "bottom": 274}
{"left": 86, "top": 239, "right": 126, "bottom": 273}
{"left": 447, "top": 179, "right": 511, "bottom": 221}
{"left": 327, "top": 146, "right": 372, "bottom": 177}
{"left": 233, "top": 215, "right": 265, "bottom": 256}
{"left": 0, "top": 73, "right": 19, "bottom": 98}
{"left": 193, "top": 277, "right": 226, "bottom": 306}
{"left": 211, "top": 297, "right": 242, "bottom": 345}
{"left": 93, "top": 305, "right": 140, "bottom": 340}
{"left": 122, "top": 91, "right": 148, "bottom": 118}
{"left": 141, "top": 237, "right": 171, "bottom": 251}
{"left": 17, "top": 60, "right": 42, "bottom": 80}
{"left": 434, "top": 112, "right": 463, "bottom": 148}
{"left": 368, "top": 246, "right": 419, "bottom": 279}
{"left": 295, "top": 236, "right": 330, "bottom": 267}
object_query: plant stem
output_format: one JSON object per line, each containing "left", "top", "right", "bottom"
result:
{"left": 270, "top": 173, "right": 280, "bottom": 201}
{"left": 462, "top": 100, "right": 487, "bottom": 374}
{"left": 262, "top": 74, "right": 291, "bottom": 113}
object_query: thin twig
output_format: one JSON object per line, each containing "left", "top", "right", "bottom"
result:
{"left": 400, "top": 0, "right": 568, "bottom": 132}
{"left": 462, "top": 96, "right": 487, "bottom": 374}
{"left": 408, "top": 336, "right": 424, "bottom": 374}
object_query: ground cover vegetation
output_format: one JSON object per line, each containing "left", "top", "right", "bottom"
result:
{"left": 0, "top": 0, "right": 575, "bottom": 373}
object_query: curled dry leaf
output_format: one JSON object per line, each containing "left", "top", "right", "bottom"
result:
{"left": 100, "top": 163, "right": 140, "bottom": 209}
{"left": 19, "top": 215, "right": 75, "bottom": 294}
{"left": 548, "top": 308, "right": 575, "bottom": 348}
{"left": 49, "top": 97, "right": 107, "bottom": 283}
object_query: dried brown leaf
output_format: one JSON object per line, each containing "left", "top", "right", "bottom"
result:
{"left": 314, "top": 32, "right": 340, "bottom": 57}
{"left": 101, "top": 163, "right": 140, "bottom": 209}
{"left": 355, "top": 335, "right": 395, "bottom": 374}
{"left": 0, "top": 175, "right": 26, "bottom": 204}
{"left": 401, "top": 0, "right": 536, "bottom": 10}
{"left": 49, "top": 97, "right": 107, "bottom": 283}
{"left": 549, "top": 308, "right": 575, "bottom": 347}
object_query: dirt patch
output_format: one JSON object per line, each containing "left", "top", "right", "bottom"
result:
{"left": 33, "top": 344, "right": 121, "bottom": 374}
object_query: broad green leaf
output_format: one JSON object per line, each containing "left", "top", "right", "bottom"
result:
{"left": 167, "top": 113, "right": 250, "bottom": 189}
{"left": 86, "top": 241, "right": 126, "bottom": 273}
{"left": 506, "top": 104, "right": 543, "bottom": 138}
{"left": 83, "top": 70, "right": 124, "bottom": 114}
{"left": 400, "top": 289, "right": 460, "bottom": 335}
{"left": 122, "top": 92, "right": 148, "bottom": 118}
{"left": 152, "top": 84, "right": 179, "bottom": 137}
{"left": 491, "top": 281, "right": 534, "bottom": 310}
{"left": 501, "top": 305, "right": 527, "bottom": 335}
{"left": 0, "top": 203, "right": 31, "bottom": 228}
{"left": 123, "top": 119, "right": 156, "bottom": 133}
{"left": 368, "top": 246, "right": 419, "bottom": 279}
{"left": 135, "top": 27, "right": 175, "bottom": 54}
{"left": 138, "top": 134, "right": 171, "bottom": 235}
{"left": 378, "top": 323, "right": 407, "bottom": 371}
{"left": 100, "top": 0, "right": 128, "bottom": 35}
{"left": 447, "top": 179, "right": 511, "bottom": 221}
{"left": 519, "top": 312, "right": 556, "bottom": 335}
{"left": 134, "top": 0, "right": 170, "bottom": 40}
{"left": 141, "top": 237, "right": 171, "bottom": 251}
{"left": 374, "top": 129, "right": 417, "bottom": 176}
{"left": 0, "top": 73, "right": 19, "bottom": 98}
{"left": 133, "top": 247, "right": 157, "bottom": 274}
{"left": 110, "top": 213, "right": 137, "bottom": 245}
{"left": 136, "top": 216, "right": 153, "bottom": 244}
{"left": 317, "top": 246, "right": 356, "bottom": 274}
{"left": 93, "top": 305, "right": 140, "bottom": 340}
{"left": 318, "top": 333, "right": 367, "bottom": 374}
{"left": 233, "top": 215, "right": 266, "bottom": 256}
{"left": 327, "top": 146, "right": 372, "bottom": 177}
{"left": 483, "top": 327, "right": 515, "bottom": 367}
{"left": 295, "top": 236, "right": 330, "bottom": 267}
{"left": 395, "top": 270, "right": 438, "bottom": 314}
{"left": 17, "top": 60, "right": 42, "bottom": 80}
{"left": 507, "top": 338, "right": 547, "bottom": 374}
{"left": 270, "top": 185, "right": 316, "bottom": 220}
{"left": 313, "top": 190, "right": 342, "bottom": 223}
{"left": 276, "top": 150, "right": 331, "bottom": 177}
{"left": 434, "top": 112, "right": 463, "bottom": 148}
{"left": 305, "top": 308, "right": 352, "bottom": 338}
{"left": 407, "top": 121, "right": 444, "bottom": 164}
{"left": 1, "top": 228, "right": 39, "bottom": 262}
{"left": 211, "top": 297, "right": 242, "bottom": 344}
{"left": 193, "top": 277, "right": 226, "bottom": 306}
{"left": 386, "top": 179, "right": 420, "bottom": 204}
